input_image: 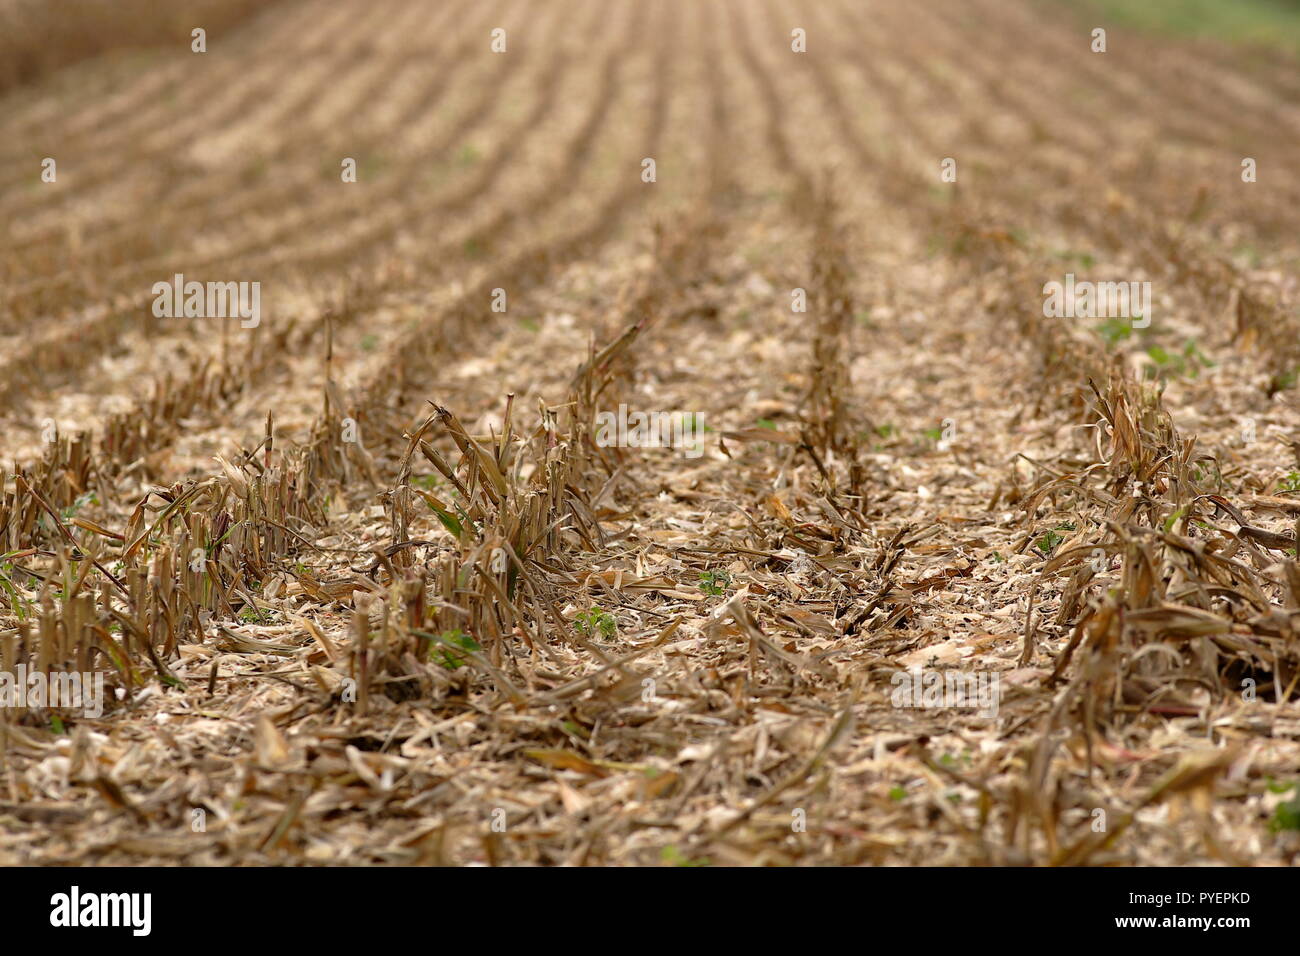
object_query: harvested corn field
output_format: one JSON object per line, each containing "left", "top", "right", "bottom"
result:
{"left": 2, "top": 0, "right": 1300, "bottom": 873}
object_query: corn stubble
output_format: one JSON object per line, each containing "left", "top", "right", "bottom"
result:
{"left": 2, "top": 0, "right": 1299, "bottom": 866}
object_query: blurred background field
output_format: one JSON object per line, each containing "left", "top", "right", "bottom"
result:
{"left": 0, "top": 0, "right": 270, "bottom": 95}
{"left": 1058, "top": 0, "right": 1300, "bottom": 52}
